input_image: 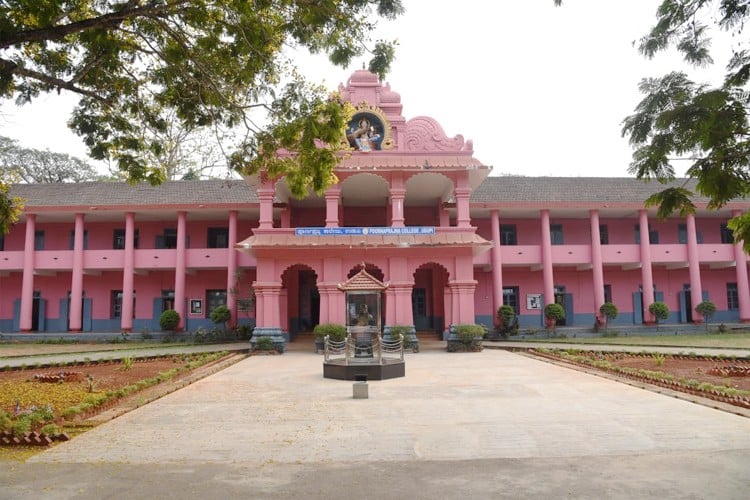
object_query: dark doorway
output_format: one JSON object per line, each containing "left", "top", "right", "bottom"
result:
{"left": 31, "top": 291, "right": 41, "bottom": 331}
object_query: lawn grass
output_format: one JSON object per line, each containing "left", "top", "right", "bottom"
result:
{"left": 512, "top": 331, "right": 750, "bottom": 349}
{"left": 0, "top": 342, "right": 192, "bottom": 358}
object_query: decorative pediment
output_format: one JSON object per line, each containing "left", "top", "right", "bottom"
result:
{"left": 403, "top": 116, "right": 473, "bottom": 153}
{"left": 338, "top": 264, "right": 389, "bottom": 291}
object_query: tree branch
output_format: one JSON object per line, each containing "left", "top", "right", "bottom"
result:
{"left": 1, "top": 58, "right": 110, "bottom": 104}
{"left": 0, "top": 0, "right": 190, "bottom": 50}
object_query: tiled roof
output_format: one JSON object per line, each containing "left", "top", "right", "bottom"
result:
{"left": 338, "top": 267, "right": 388, "bottom": 291}
{"left": 237, "top": 233, "right": 492, "bottom": 254}
{"left": 470, "top": 177, "right": 714, "bottom": 204}
{"left": 10, "top": 179, "right": 256, "bottom": 207}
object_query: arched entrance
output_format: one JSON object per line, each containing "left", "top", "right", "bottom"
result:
{"left": 281, "top": 264, "right": 319, "bottom": 336}
{"left": 413, "top": 263, "right": 449, "bottom": 336}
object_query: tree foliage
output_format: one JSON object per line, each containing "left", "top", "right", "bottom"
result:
{"left": 0, "top": 0, "right": 404, "bottom": 231}
{"left": 0, "top": 136, "right": 99, "bottom": 183}
{"left": 616, "top": 1, "right": 750, "bottom": 249}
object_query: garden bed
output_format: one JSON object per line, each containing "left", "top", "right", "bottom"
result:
{"left": 0, "top": 352, "right": 235, "bottom": 446}
{"left": 527, "top": 348, "right": 750, "bottom": 410}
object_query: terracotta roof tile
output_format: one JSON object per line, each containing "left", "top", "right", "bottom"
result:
{"left": 11, "top": 179, "right": 256, "bottom": 207}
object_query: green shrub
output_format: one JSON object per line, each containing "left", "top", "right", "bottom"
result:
{"left": 599, "top": 302, "right": 618, "bottom": 322}
{"left": 254, "top": 336, "right": 274, "bottom": 350}
{"left": 209, "top": 305, "right": 231, "bottom": 327}
{"left": 313, "top": 323, "right": 347, "bottom": 341}
{"left": 159, "top": 309, "right": 180, "bottom": 331}
{"left": 122, "top": 356, "right": 134, "bottom": 370}
{"left": 497, "top": 304, "right": 517, "bottom": 335}
{"left": 455, "top": 324, "right": 485, "bottom": 344}
{"left": 41, "top": 423, "right": 60, "bottom": 435}
{"left": 544, "top": 303, "right": 565, "bottom": 321}
{"left": 648, "top": 302, "right": 669, "bottom": 325}
{"left": 695, "top": 300, "right": 717, "bottom": 331}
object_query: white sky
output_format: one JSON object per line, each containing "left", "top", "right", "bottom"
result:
{"left": 0, "top": 0, "right": 735, "bottom": 178}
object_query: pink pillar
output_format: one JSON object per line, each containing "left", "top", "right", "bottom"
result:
{"left": 589, "top": 210, "right": 605, "bottom": 320}
{"left": 639, "top": 210, "right": 655, "bottom": 322}
{"left": 443, "top": 286, "right": 453, "bottom": 328}
{"left": 540, "top": 210, "right": 555, "bottom": 306}
{"left": 455, "top": 173, "right": 471, "bottom": 228}
{"left": 254, "top": 284, "right": 265, "bottom": 327}
{"left": 490, "top": 210, "right": 504, "bottom": 326}
{"left": 384, "top": 288, "right": 397, "bottom": 326}
{"left": 121, "top": 212, "right": 135, "bottom": 332}
{"left": 279, "top": 288, "right": 288, "bottom": 332}
{"left": 439, "top": 202, "right": 450, "bottom": 227}
{"left": 258, "top": 182, "right": 274, "bottom": 229}
{"left": 317, "top": 283, "right": 331, "bottom": 325}
{"left": 174, "top": 211, "right": 187, "bottom": 331}
{"left": 390, "top": 188, "right": 406, "bottom": 227}
{"left": 226, "top": 210, "right": 238, "bottom": 327}
{"left": 325, "top": 186, "right": 340, "bottom": 228}
{"left": 732, "top": 210, "right": 750, "bottom": 321}
{"left": 393, "top": 284, "right": 415, "bottom": 325}
{"left": 19, "top": 214, "right": 36, "bottom": 332}
{"left": 69, "top": 213, "right": 85, "bottom": 332}
{"left": 686, "top": 213, "right": 703, "bottom": 323}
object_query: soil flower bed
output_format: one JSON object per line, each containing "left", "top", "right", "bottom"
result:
{"left": 0, "top": 351, "right": 231, "bottom": 444}
{"left": 529, "top": 348, "right": 750, "bottom": 410}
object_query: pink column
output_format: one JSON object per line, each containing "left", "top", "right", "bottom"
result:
{"left": 454, "top": 173, "right": 471, "bottom": 228}
{"left": 317, "top": 284, "right": 331, "bottom": 325}
{"left": 253, "top": 285, "right": 265, "bottom": 327}
{"left": 121, "top": 212, "right": 135, "bottom": 332}
{"left": 324, "top": 186, "right": 340, "bottom": 228}
{"left": 639, "top": 210, "right": 656, "bottom": 322}
{"left": 443, "top": 286, "right": 453, "bottom": 328}
{"left": 279, "top": 288, "right": 288, "bottom": 332}
{"left": 439, "top": 201, "right": 450, "bottom": 227}
{"left": 732, "top": 210, "right": 750, "bottom": 321}
{"left": 19, "top": 214, "right": 36, "bottom": 332}
{"left": 69, "top": 213, "right": 85, "bottom": 332}
{"left": 226, "top": 210, "right": 238, "bottom": 327}
{"left": 174, "top": 211, "right": 187, "bottom": 331}
{"left": 384, "top": 287, "right": 397, "bottom": 326}
{"left": 490, "top": 210, "right": 504, "bottom": 326}
{"left": 589, "top": 210, "right": 605, "bottom": 321}
{"left": 258, "top": 182, "right": 275, "bottom": 229}
{"left": 540, "top": 209, "right": 555, "bottom": 306}
{"left": 390, "top": 188, "right": 406, "bottom": 227}
{"left": 392, "top": 284, "right": 415, "bottom": 325}
{"left": 686, "top": 213, "right": 703, "bottom": 323}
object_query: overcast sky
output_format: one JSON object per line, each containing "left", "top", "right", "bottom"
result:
{"left": 0, "top": 1, "right": 734, "bottom": 178}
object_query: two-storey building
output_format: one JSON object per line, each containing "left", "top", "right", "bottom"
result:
{"left": 2, "top": 70, "right": 749, "bottom": 346}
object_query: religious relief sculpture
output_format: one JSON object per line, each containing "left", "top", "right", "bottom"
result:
{"left": 345, "top": 105, "right": 394, "bottom": 151}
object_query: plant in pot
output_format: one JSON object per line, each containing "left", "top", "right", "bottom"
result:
{"left": 159, "top": 309, "right": 180, "bottom": 332}
{"left": 598, "top": 302, "right": 618, "bottom": 332}
{"left": 448, "top": 323, "right": 486, "bottom": 352}
{"left": 543, "top": 303, "right": 565, "bottom": 334}
{"left": 497, "top": 304, "right": 517, "bottom": 338}
{"left": 313, "top": 323, "right": 347, "bottom": 353}
{"left": 695, "top": 300, "right": 716, "bottom": 332}
{"left": 648, "top": 301, "right": 669, "bottom": 329}
{"left": 209, "top": 304, "right": 231, "bottom": 331}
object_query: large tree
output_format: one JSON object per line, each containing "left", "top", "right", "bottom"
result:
{"left": 0, "top": 0, "right": 403, "bottom": 231}
{"left": 620, "top": 1, "right": 750, "bottom": 249}
{"left": 554, "top": 1, "right": 750, "bottom": 249}
{"left": 0, "top": 136, "right": 100, "bottom": 183}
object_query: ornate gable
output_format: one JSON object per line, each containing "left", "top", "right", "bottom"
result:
{"left": 337, "top": 264, "right": 389, "bottom": 291}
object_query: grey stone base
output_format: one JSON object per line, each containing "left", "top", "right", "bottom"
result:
{"left": 323, "top": 359, "right": 405, "bottom": 380}
{"left": 250, "top": 327, "right": 286, "bottom": 353}
{"left": 383, "top": 325, "right": 420, "bottom": 353}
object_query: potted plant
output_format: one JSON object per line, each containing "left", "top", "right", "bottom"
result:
{"left": 598, "top": 302, "right": 618, "bottom": 331}
{"left": 497, "top": 304, "right": 517, "bottom": 338}
{"left": 159, "top": 309, "right": 180, "bottom": 332}
{"left": 313, "top": 323, "right": 347, "bottom": 353}
{"left": 695, "top": 300, "right": 716, "bottom": 332}
{"left": 648, "top": 301, "right": 669, "bottom": 329}
{"left": 209, "top": 304, "right": 231, "bottom": 331}
{"left": 447, "top": 323, "right": 486, "bottom": 352}
{"left": 544, "top": 303, "right": 565, "bottom": 333}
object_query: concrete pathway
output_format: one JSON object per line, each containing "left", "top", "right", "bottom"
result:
{"left": 2, "top": 345, "right": 749, "bottom": 499}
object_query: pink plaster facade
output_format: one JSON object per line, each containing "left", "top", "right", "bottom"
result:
{"left": 2, "top": 70, "right": 750, "bottom": 341}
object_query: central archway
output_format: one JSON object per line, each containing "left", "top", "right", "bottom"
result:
{"left": 281, "top": 264, "right": 319, "bottom": 336}
{"left": 413, "top": 262, "right": 450, "bottom": 336}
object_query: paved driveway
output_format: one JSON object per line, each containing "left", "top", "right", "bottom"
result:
{"left": 4, "top": 347, "right": 750, "bottom": 499}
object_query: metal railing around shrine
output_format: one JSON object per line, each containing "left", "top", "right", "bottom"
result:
{"left": 323, "top": 334, "right": 404, "bottom": 365}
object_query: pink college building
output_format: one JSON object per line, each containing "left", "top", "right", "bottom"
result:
{"left": 2, "top": 70, "right": 750, "bottom": 347}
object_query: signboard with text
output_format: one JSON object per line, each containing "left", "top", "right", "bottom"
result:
{"left": 294, "top": 227, "right": 435, "bottom": 236}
